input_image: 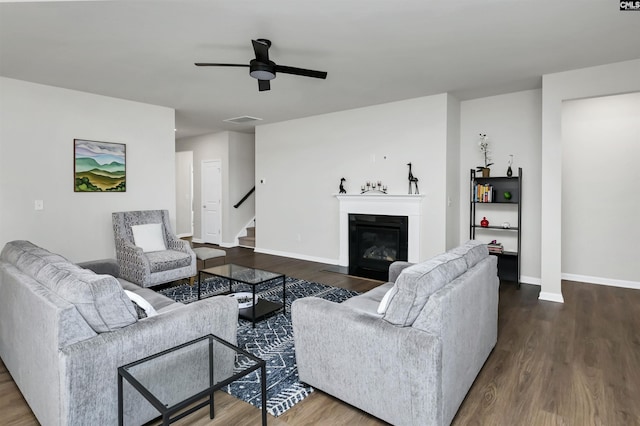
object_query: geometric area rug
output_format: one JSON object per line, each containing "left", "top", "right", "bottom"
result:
{"left": 158, "top": 276, "right": 358, "bottom": 417}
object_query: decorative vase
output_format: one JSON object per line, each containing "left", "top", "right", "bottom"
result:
{"left": 480, "top": 217, "right": 489, "bottom": 227}
{"left": 482, "top": 167, "right": 490, "bottom": 178}
{"left": 507, "top": 166, "right": 513, "bottom": 177}
{"left": 504, "top": 191, "right": 512, "bottom": 200}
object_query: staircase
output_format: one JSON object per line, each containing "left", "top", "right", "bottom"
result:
{"left": 238, "top": 226, "right": 255, "bottom": 248}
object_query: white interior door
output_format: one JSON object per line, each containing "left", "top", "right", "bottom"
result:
{"left": 201, "top": 160, "right": 221, "bottom": 244}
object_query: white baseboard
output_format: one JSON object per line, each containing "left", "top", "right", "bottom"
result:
{"left": 538, "top": 291, "right": 565, "bottom": 303}
{"left": 520, "top": 275, "right": 541, "bottom": 286}
{"left": 191, "top": 238, "right": 204, "bottom": 244}
{"left": 254, "top": 247, "right": 338, "bottom": 266}
{"left": 219, "top": 242, "right": 236, "bottom": 248}
{"left": 562, "top": 273, "right": 640, "bottom": 290}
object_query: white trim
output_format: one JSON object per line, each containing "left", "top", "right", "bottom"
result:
{"left": 562, "top": 273, "right": 640, "bottom": 290}
{"left": 191, "top": 237, "right": 204, "bottom": 244}
{"left": 254, "top": 247, "right": 337, "bottom": 266}
{"left": 538, "top": 292, "right": 564, "bottom": 303}
{"left": 219, "top": 242, "right": 236, "bottom": 248}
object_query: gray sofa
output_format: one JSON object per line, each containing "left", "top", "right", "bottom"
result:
{"left": 0, "top": 240, "right": 238, "bottom": 426}
{"left": 292, "top": 240, "right": 499, "bottom": 426}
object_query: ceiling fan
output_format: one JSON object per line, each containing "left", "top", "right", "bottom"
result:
{"left": 195, "top": 39, "right": 328, "bottom": 91}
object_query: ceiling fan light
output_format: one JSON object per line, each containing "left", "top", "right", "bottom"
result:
{"left": 250, "top": 70, "right": 275, "bottom": 80}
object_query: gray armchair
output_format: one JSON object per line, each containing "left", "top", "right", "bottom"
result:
{"left": 112, "top": 210, "right": 196, "bottom": 287}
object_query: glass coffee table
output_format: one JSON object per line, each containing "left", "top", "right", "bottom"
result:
{"left": 198, "top": 264, "right": 286, "bottom": 328}
{"left": 118, "top": 334, "right": 266, "bottom": 425}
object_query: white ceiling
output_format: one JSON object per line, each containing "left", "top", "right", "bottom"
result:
{"left": 1, "top": 1, "right": 639, "bottom": 139}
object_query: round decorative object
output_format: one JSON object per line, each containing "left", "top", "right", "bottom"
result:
{"left": 502, "top": 222, "right": 511, "bottom": 229}
{"left": 504, "top": 191, "right": 512, "bottom": 200}
{"left": 480, "top": 217, "right": 489, "bottom": 227}
{"left": 228, "top": 292, "right": 257, "bottom": 309}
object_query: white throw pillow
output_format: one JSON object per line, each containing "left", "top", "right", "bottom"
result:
{"left": 131, "top": 223, "right": 166, "bottom": 253}
{"left": 377, "top": 287, "right": 396, "bottom": 315}
{"left": 124, "top": 290, "right": 158, "bottom": 318}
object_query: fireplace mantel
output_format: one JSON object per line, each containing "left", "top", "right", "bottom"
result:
{"left": 336, "top": 194, "right": 425, "bottom": 267}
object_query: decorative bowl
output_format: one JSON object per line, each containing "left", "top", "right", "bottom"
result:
{"left": 228, "top": 292, "right": 257, "bottom": 309}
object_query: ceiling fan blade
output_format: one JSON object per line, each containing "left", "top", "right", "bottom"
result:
{"left": 252, "top": 39, "right": 271, "bottom": 63}
{"left": 194, "top": 63, "right": 249, "bottom": 67}
{"left": 275, "top": 65, "right": 327, "bottom": 79}
{"left": 258, "top": 80, "right": 271, "bottom": 91}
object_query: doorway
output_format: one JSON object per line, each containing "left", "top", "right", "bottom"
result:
{"left": 201, "top": 159, "right": 222, "bottom": 244}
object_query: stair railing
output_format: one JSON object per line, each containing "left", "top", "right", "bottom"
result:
{"left": 234, "top": 186, "right": 255, "bottom": 209}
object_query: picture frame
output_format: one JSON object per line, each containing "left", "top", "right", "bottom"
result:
{"left": 74, "top": 139, "right": 126, "bottom": 192}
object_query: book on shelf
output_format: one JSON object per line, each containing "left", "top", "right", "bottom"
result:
{"left": 474, "top": 183, "right": 494, "bottom": 203}
{"left": 487, "top": 240, "right": 503, "bottom": 254}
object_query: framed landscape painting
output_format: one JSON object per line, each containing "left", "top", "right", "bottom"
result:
{"left": 74, "top": 139, "right": 126, "bottom": 192}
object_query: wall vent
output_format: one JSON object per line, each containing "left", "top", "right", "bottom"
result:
{"left": 223, "top": 116, "right": 263, "bottom": 124}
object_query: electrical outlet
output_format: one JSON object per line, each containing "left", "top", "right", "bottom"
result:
{"left": 34, "top": 200, "right": 44, "bottom": 210}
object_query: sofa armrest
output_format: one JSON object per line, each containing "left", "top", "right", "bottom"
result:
{"left": 388, "top": 261, "right": 413, "bottom": 283}
{"left": 77, "top": 258, "right": 120, "bottom": 277}
{"left": 59, "top": 296, "right": 238, "bottom": 426}
{"left": 292, "top": 297, "right": 442, "bottom": 425}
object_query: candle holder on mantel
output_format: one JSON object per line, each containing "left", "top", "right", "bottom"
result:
{"left": 360, "top": 180, "right": 387, "bottom": 194}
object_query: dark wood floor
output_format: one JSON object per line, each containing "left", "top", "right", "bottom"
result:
{"left": 1, "top": 247, "right": 639, "bottom": 425}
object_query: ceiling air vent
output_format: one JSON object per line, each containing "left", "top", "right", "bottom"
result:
{"left": 223, "top": 116, "right": 263, "bottom": 124}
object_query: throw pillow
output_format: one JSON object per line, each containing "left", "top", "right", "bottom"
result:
{"left": 124, "top": 290, "right": 158, "bottom": 318}
{"left": 131, "top": 223, "right": 166, "bottom": 253}
{"left": 377, "top": 287, "right": 396, "bottom": 314}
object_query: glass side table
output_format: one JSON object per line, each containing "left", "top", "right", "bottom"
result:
{"left": 198, "top": 264, "right": 286, "bottom": 328}
{"left": 118, "top": 334, "right": 266, "bottom": 425}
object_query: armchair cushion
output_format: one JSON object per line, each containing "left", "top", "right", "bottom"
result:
{"left": 131, "top": 223, "right": 166, "bottom": 253}
{"left": 146, "top": 250, "right": 193, "bottom": 273}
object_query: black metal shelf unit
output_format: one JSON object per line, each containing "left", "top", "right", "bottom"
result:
{"left": 470, "top": 168, "right": 522, "bottom": 287}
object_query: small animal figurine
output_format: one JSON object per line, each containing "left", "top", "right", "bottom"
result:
{"left": 339, "top": 177, "right": 347, "bottom": 194}
{"left": 407, "top": 163, "right": 419, "bottom": 194}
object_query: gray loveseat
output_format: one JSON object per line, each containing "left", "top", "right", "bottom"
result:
{"left": 292, "top": 240, "right": 499, "bottom": 426}
{"left": 0, "top": 240, "right": 238, "bottom": 426}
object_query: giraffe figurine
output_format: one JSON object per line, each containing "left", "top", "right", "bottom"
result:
{"left": 407, "top": 163, "right": 419, "bottom": 194}
{"left": 339, "top": 177, "right": 347, "bottom": 194}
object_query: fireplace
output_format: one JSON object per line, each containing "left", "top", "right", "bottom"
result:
{"left": 349, "top": 214, "right": 408, "bottom": 281}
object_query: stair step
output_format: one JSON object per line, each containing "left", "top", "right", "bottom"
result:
{"left": 238, "top": 236, "right": 255, "bottom": 248}
{"left": 246, "top": 226, "right": 255, "bottom": 238}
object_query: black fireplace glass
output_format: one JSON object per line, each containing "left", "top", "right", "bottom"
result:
{"left": 348, "top": 214, "right": 408, "bottom": 281}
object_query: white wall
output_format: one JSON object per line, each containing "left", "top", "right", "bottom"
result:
{"left": 176, "top": 131, "right": 255, "bottom": 246}
{"left": 175, "top": 150, "right": 193, "bottom": 236}
{"left": 445, "top": 94, "right": 461, "bottom": 250}
{"left": 0, "top": 77, "right": 176, "bottom": 262}
{"left": 541, "top": 58, "right": 640, "bottom": 302}
{"left": 228, "top": 132, "right": 256, "bottom": 243}
{"left": 255, "top": 94, "right": 452, "bottom": 263}
{"left": 561, "top": 92, "right": 640, "bottom": 287}
{"left": 459, "top": 89, "right": 542, "bottom": 284}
